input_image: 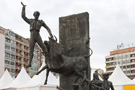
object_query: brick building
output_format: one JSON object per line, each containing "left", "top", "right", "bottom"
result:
{"left": 0, "top": 26, "right": 43, "bottom": 78}
{"left": 105, "top": 46, "right": 135, "bottom": 79}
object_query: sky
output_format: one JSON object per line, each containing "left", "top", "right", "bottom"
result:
{"left": 0, "top": 0, "right": 135, "bottom": 71}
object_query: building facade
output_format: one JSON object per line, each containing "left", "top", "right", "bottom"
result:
{"left": 105, "top": 47, "right": 135, "bottom": 79}
{"left": 0, "top": 26, "right": 42, "bottom": 78}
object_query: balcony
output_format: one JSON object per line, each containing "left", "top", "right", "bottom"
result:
{"left": 5, "top": 64, "right": 10, "bottom": 68}
{"left": 16, "top": 65, "right": 22, "bottom": 70}
{"left": 131, "top": 62, "right": 135, "bottom": 65}
{"left": 130, "top": 57, "right": 135, "bottom": 59}
{"left": 107, "top": 65, "right": 115, "bottom": 68}
{"left": 122, "top": 63, "right": 130, "bottom": 66}
{"left": 106, "top": 60, "right": 115, "bottom": 63}
{"left": 24, "top": 56, "right": 29, "bottom": 59}
{"left": 16, "top": 58, "right": 21, "bottom": 62}
{"left": 11, "top": 51, "right": 16, "bottom": 55}
{"left": 130, "top": 73, "right": 135, "bottom": 76}
{"left": 126, "top": 73, "right": 131, "bottom": 76}
{"left": 10, "top": 65, "right": 16, "bottom": 68}
{"left": 24, "top": 49, "right": 29, "bottom": 53}
{"left": 16, "top": 53, "right": 23, "bottom": 57}
{"left": 106, "top": 70, "right": 113, "bottom": 73}
{"left": 130, "top": 67, "right": 135, "bottom": 70}
{"left": 126, "top": 68, "right": 131, "bottom": 71}
{"left": 16, "top": 62, "right": 21, "bottom": 66}
{"left": 11, "top": 43, "right": 16, "bottom": 47}
{"left": 16, "top": 46, "right": 23, "bottom": 50}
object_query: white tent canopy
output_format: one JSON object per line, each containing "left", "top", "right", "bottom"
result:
{"left": 8, "top": 66, "right": 31, "bottom": 88}
{"left": 47, "top": 72, "right": 59, "bottom": 86}
{"left": 109, "top": 65, "right": 131, "bottom": 90}
{"left": 109, "top": 64, "right": 131, "bottom": 85}
{"left": 19, "top": 62, "right": 59, "bottom": 88}
{"left": 124, "top": 78, "right": 135, "bottom": 85}
{"left": 0, "top": 70, "right": 14, "bottom": 89}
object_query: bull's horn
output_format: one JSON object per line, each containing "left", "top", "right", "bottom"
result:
{"left": 54, "top": 35, "right": 57, "bottom": 42}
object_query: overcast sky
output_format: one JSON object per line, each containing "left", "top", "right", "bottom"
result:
{"left": 0, "top": 0, "right": 135, "bottom": 71}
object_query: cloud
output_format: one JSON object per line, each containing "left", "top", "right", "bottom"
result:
{"left": 0, "top": 0, "right": 135, "bottom": 71}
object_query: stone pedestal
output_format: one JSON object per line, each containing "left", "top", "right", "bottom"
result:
{"left": 59, "top": 12, "right": 90, "bottom": 90}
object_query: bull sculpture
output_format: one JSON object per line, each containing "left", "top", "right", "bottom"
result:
{"left": 36, "top": 37, "right": 92, "bottom": 86}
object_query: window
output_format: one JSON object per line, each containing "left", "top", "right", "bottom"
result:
{"left": 113, "top": 57, "right": 116, "bottom": 60}
{"left": 126, "top": 60, "right": 130, "bottom": 63}
{"left": 9, "top": 31, "right": 15, "bottom": 37}
{"left": 120, "top": 61, "right": 122, "bottom": 64}
{"left": 132, "top": 54, "right": 134, "bottom": 57}
{"left": 123, "top": 60, "right": 126, "bottom": 64}
{"left": 127, "top": 70, "right": 131, "bottom": 73}
{"left": 5, "top": 45, "right": 10, "bottom": 50}
{"left": 11, "top": 54, "right": 15, "bottom": 59}
{"left": 11, "top": 47, "right": 15, "bottom": 52}
{"left": 123, "top": 66, "right": 126, "bottom": 69}
{"left": 11, "top": 62, "right": 15, "bottom": 65}
{"left": 5, "top": 52, "right": 10, "bottom": 58}
{"left": 123, "top": 55, "right": 126, "bottom": 59}
{"left": 127, "top": 54, "right": 130, "bottom": 58}
{"left": 109, "top": 58, "right": 112, "bottom": 61}
{"left": 34, "top": 51, "right": 37, "bottom": 57}
{"left": 119, "top": 56, "right": 122, "bottom": 59}
{"left": 106, "top": 59, "right": 109, "bottom": 61}
{"left": 10, "top": 69, "right": 15, "bottom": 73}
{"left": 11, "top": 40, "right": 15, "bottom": 44}
{"left": 116, "top": 56, "right": 119, "bottom": 59}
{"left": 127, "top": 65, "right": 130, "bottom": 68}
{"left": 132, "top": 70, "right": 135, "bottom": 73}
{"left": 131, "top": 59, "right": 135, "bottom": 62}
{"left": 131, "top": 65, "right": 135, "bottom": 68}
{"left": 5, "top": 60, "right": 10, "bottom": 64}
{"left": 5, "top": 37, "right": 11, "bottom": 43}
{"left": 120, "top": 66, "right": 122, "bottom": 68}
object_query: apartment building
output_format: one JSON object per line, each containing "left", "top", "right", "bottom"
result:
{"left": 105, "top": 46, "right": 135, "bottom": 79}
{"left": 0, "top": 26, "right": 42, "bottom": 78}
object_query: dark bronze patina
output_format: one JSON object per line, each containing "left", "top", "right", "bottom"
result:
{"left": 36, "top": 38, "right": 91, "bottom": 86}
{"left": 91, "top": 71, "right": 104, "bottom": 90}
{"left": 21, "top": 2, "right": 53, "bottom": 68}
{"left": 102, "top": 73, "right": 114, "bottom": 90}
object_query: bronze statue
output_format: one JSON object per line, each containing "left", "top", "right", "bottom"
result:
{"left": 102, "top": 73, "right": 114, "bottom": 90}
{"left": 36, "top": 38, "right": 91, "bottom": 87}
{"left": 91, "top": 71, "right": 104, "bottom": 90}
{"left": 21, "top": 2, "right": 53, "bottom": 68}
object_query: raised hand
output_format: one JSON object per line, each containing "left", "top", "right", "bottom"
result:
{"left": 21, "top": 2, "right": 26, "bottom": 7}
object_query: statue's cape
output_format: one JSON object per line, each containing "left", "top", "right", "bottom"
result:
{"left": 48, "top": 38, "right": 65, "bottom": 69}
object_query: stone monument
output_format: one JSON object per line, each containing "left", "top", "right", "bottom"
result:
{"left": 59, "top": 12, "right": 90, "bottom": 90}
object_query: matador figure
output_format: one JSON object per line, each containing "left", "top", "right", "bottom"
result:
{"left": 21, "top": 2, "right": 53, "bottom": 68}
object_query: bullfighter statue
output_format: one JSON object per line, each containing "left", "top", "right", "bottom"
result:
{"left": 21, "top": 2, "right": 53, "bottom": 68}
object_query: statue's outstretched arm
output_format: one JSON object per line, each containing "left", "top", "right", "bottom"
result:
{"left": 42, "top": 22, "right": 53, "bottom": 39}
{"left": 21, "top": 2, "right": 30, "bottom": 24}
